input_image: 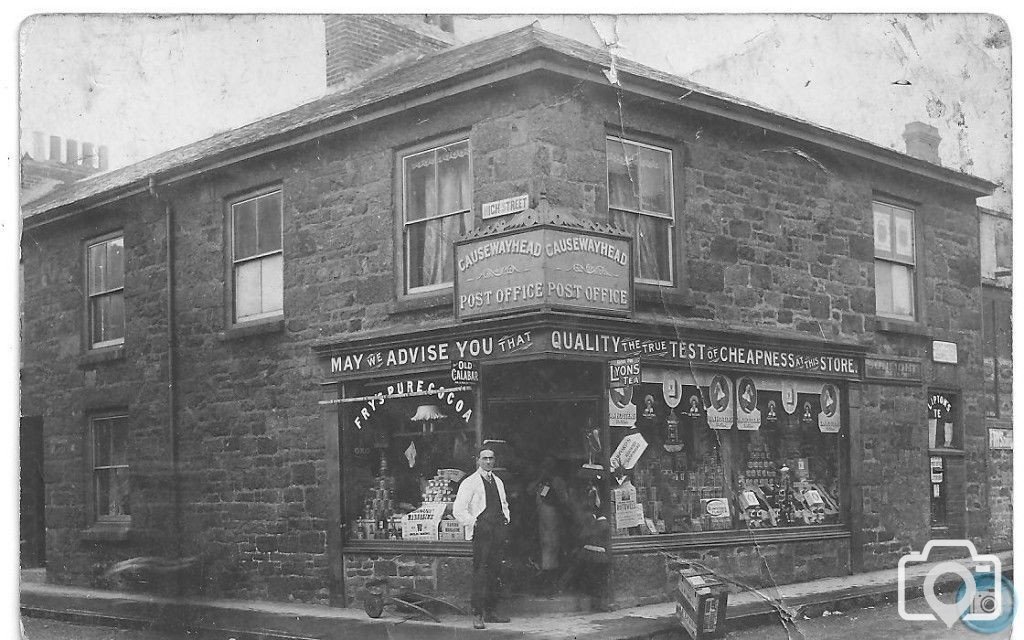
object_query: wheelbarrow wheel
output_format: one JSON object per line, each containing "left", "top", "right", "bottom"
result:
{"left": 364, "top": 594, "right": 385, "bottom": 618}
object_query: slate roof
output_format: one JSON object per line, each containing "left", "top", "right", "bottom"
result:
{"left": 23, "top": 23, "right": 995, "bottom": 223}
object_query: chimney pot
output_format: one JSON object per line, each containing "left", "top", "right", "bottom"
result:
{"left": 66, "top": 139, "right": 79, "bottom": 166}
{"left": 49, "top": 135, "right": 62, "bottom": 163}
{"left": 98, "top": 145, "right": 109, "bottom": 171}
{"left": 32, "top": 131, "right": 45, "bottom": 161}
{"left": 82, "top": 142, "right": 96, "bottom": 168}
{"left": 902, "top": 121, "right": 941, "bottom": 165}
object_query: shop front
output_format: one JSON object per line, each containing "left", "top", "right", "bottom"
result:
{"left": 315, "top": 207, "right": 863, "bottom": 610}
{"left": 316, "top": 315, "right": 863, "bottom": 609}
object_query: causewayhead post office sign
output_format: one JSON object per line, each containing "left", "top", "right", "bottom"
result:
{"left": 454, "top": 227, "right": 633, "bottom": 320}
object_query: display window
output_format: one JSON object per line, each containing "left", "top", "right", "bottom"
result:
{"left": 341, "top": 374, "right": 477, "bottom": 541}
{"left": 607, "top": 369, "right": 845, "bottom": 535}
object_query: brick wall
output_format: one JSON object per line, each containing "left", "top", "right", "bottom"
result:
{"left": 324, "top": 16, "right": 450, "bottom": 89}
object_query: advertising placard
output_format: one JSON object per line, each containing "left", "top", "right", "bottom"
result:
{"left": 609, "top": 355, "right": 641, "bottom": 388}
{"left": 705, "top": 374, "right": 734, "bottom": 430}
{"left": 609, "top": 386, "right": 637, "bottom": 427}
{"left": 818, "top": 383, "right": 841, "bottom": 433}
{"left": 610, "top": 431, "right": 648, "bottom": 471}
{"left": 735, "top": 376, "right": 761, "bottom": 431}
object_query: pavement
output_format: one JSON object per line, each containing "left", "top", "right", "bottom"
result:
{"left": 20, "top": 549, "right": 1013, "bottom": 640}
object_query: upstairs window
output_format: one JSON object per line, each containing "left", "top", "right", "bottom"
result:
{"left": 232, "top": 189, "right": 283, "bottom": 322}
{"left": 873, "top": 201, "right": 916, "bottom": 320}
{"left": 402, "top": 140, "right": 472, "bottom": 293}
{"left": 87, "top": 233, "right": 125, "bottom": 348}
{"left": 91, "top": 414, "right": 130, "bottom": 522}
{"left": 607, "top": 136, "right": 674, "bottom": 285}
{"left": 980, "top": 210, "right": 1012, "bottom": 282}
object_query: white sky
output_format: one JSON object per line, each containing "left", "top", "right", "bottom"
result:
{"left": 17, "top": 13, "right": 1013, "bottom": 210}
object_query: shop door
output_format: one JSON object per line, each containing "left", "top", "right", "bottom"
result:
{"left": 485, "top": 398, "right": 603, "bottom": 598}
{"left": 20, "top": 416, "right": 45, "bottom": 568}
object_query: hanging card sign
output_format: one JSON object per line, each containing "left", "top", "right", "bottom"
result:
{"left": 760, "top": 391, "right": 781, "bottom": 426}
{"left": 662, "top": 372, "right": 686, "bottom": 408}
{"left": 799, "top": 394, "right": 819, "bottom": 429}
{"left": 781, "top": 379, "right": 799, "bottom": 415}
{"left": 735, "top": 377, "right": 761, "bottom": 431}
{"left": 818, "top": 383, "right": 841, "bottom": 433}
{"left": 705, "top": 374, "right": 734, "bottom": 430}
{"left": 610, "top": 431, "right": 648, "bottom": 471}
{"left": 609, "top": 386, "right": 637, "bottom": 427}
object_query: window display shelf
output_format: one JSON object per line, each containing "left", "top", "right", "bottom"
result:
{"left": 343, "top": 539, "right": 473, "bottom": 556}
{"left": 610, "top": 524, "right": 849, "bottom": 554}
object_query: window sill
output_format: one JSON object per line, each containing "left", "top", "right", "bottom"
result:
{"left": 81, "top": 521, "right": 133, "bottom": 543}
{"left": 218, "top": 317, "right": 285, "bottom": 341}
{"left": 79, "top": 344, "right": 125, "bottom": 368}
{"left": 387, "top": 291, "right": 453, "bottom": 316}
{"left": 874, "top": 316, "right": 931, "bottom": 337}
{"left": 635, "top": 286, "right": 692, "bottom": 311}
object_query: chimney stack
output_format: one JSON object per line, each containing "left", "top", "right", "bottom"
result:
{"left": 324, "top": 15, "right": 454, "bottom": 89}
{"left": 902, "top": 121, "right": 941, "bottom": 165}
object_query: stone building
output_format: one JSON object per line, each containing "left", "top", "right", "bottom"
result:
{"left": 21, "top": 19, "right": 1005, "bottom": 611}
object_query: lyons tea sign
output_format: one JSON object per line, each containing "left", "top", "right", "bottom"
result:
{"left": 454, "top": 226, "right": 633, "bottom": 320}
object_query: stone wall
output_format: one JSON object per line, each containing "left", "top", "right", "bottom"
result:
{"left": 21, "top": 69, "right": 991, "bottom": 605}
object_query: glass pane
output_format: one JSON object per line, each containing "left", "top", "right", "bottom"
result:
{"left": 91, "top": 298, "right": 105, "bottom": 345}
{"left": 874, "top": 260, "right": 893, "bottom": 315}
{"left": 261, "top": 254, "right": 284, "bottom": 314}
{"left": 105, "top": 293, "right": 125, "bottom": 342}
{"left": 637, "top": 215, "right": 672, "bottom": 283}
{"left": 233, "top": 199, "right": 259, "bottom": 260}
{"left": 407, "top": 213, "right": 467, "bottom": 290}
{"left": 980, "top": 215, "right": 996, "bottom": 278}
{"left": 111, "top": 418, "right": 128, "bottom": 466}
{"left": 639, "top": 147, "right": 671, "bottom": 215}
{"left": 995, "top": 218, "right": 1012, "bottom": 270}
{"left": 95, "top": 470, "right": 110, "bottom": 517}
{"left": 113, "top": 467, "right": 130, "bottom": 517}
{"left": 610, "top": 209, "right": 637, "bottom": 236}
{"left": 235, "top": 260, "right": 262, "bottom": 320}
{"left": 94, "top": 421, "right": 111, "bottom": 467}
{"left": 893, "top": 209, "right": 915, "bottom": 263}
{"left": 106, "top": 237, "right": 124, "bottom": 289}
{"left": 257, "top": 192, "right": 282, "bottom": 254}
{"left": 873, "top": 208, "right": 891, "bottom": 256}
{"left": 404, "top": 150, "right": 436, "bottom": 222}
{"left": 437, "top": 142, "right": 470, "bottom": 215}
{"left": 89, "top": 242, "right": 106, "bottom": 293}
{"left": 608, "top": 139, "right": 640, "bottom": 211}
{"left": 891, "top": 263, "right": 914, "bottom": 317}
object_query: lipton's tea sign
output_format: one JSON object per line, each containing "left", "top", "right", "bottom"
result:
{"left": 454, "top": 227, "right": 632, "bottom": 320}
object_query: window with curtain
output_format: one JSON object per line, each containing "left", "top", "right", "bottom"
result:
{"left": 873, "top": 201, "right": 916, "bottom": 320}
{"left": 607, "top": 136, "right": 674, "bottom": 285}
{"left": 232, "top": 190, "right": 283, "bottom": 322}
{"left": 87, "top": 233, "right": 125, "bottom": 348}
{"left": 91, "top": 414, "right": 130, "bottom": 521}
{"left": 403, "top": 140, "right": 472, "bottom": 293}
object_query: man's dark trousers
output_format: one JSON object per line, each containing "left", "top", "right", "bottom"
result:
{"left": 471, "top": 476, "right": 507, "bottom": 616}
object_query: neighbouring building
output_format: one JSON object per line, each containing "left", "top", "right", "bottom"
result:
{"left": 20, "top": 18, "right": 1007, "bottom": 612}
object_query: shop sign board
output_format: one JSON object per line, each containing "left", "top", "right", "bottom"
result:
{"left": 989, "top": 428, "right": 1013, "bottom": 450}
{"left": 454, "top": 227, "right": 632, "bottom": 320}
{"left": 450, "top": 359, "right": 480, "bottom": 386}
{"left": 547, "top": 330, "right": 861, "bottom": 379}
{"left": 609, "top": 355, "right": 641, "bottom": 388}
{"left": 864, "top": 356, "right": 922, "bottom": 383}
{"left": 481, "top": 193, "right": 529, "bottom": 219}
{"left": 932, "top": 340, "right": 958, "bottom": 364}
{"left": 325, "top": 327, "right": 861, "bottom": 380}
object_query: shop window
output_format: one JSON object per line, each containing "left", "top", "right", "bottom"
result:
{"left": 90, "top": 414, "right": 130, "bottom": 522}
{"left": 873, "top": 201, "right": 916, "bottom": 320}
{"left": 341, "top": 374, "right": 477, "bottom": 541}
{"left": 231, "top": 189, "right": 283, "bottom": 323}
{"left": 86, "top": 232, "right": 125, "bottom": 348}
{"left": 402, "top": 140, "right": 472, "bottom": 294}
{"left": 608, "top": 372, "right": 844, "bottom": 535}
{"left": 607, "top": 136, "right": 674, "bottom": 285}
